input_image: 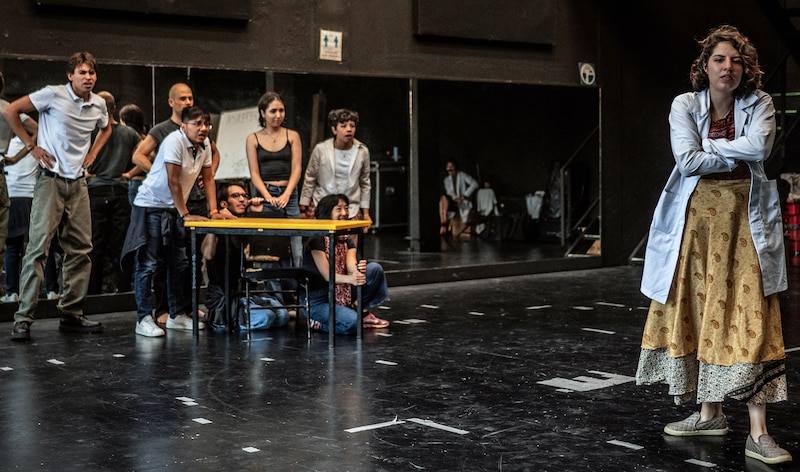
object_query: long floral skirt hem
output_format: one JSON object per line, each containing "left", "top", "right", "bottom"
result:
{"left": 636, "top": 347, "right": 787, "bottom": 405}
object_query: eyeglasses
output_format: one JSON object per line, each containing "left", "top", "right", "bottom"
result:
{"left": 230, "top": 193, "right": 250, "bottom": 200}
{"left": 185, "top": 120, "right": 212, "bottom": 129}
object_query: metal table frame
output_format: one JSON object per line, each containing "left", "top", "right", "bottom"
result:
{"left": 185, "top": 218, "right": 370, "bottom": 346}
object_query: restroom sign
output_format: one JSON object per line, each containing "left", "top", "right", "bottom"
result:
{"left": 320, "top": 29, "right": 343, "bottom": 62}
{"left": 579, "top": 62, "right": 597, "bottom": 86}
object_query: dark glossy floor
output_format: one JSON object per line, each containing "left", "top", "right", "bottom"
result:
{"left": 2, "top": 265, "right": 800, "bottom": 471}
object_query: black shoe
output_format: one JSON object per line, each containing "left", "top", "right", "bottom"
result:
{"left": 11, "top": 321, "right": 31, "bottom": 341}
{"left": 58, "top": 315, "right": 104, "bottom": 334}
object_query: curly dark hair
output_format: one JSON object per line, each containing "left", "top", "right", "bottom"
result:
{"left": 689, "top": 25, "right": 763, "bottom": 97}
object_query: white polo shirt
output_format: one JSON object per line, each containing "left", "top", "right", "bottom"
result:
{"left": 28, "top": 83, "right": 108, "bottom": 179}
{"left": 134, "top": 129, "right": 212, "bottom": 209}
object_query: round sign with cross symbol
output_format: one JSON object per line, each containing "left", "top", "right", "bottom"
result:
{"left": 579, "top": 62, "right": 597, "bottom": 86}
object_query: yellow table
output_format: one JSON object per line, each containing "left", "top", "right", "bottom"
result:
{"left": 184, "top": 217, "right": 371, "bottom": 345}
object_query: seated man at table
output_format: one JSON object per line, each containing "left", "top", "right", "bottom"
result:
{"left": 201, "top": 181, "right": 290, "bottom": 331}
{"left": 303, "top": 194, "right": 389, "bottom": 334}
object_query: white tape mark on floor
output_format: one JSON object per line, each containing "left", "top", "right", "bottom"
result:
{"left": 595, "top": 301, "right": 626, "bottom": 308}
{"left": 377, "top": 333, "right": 393, "bottom": 337}
{"left": 538, "top": 371, "right": 635, "bottom": 392}
{"left": 1, "top": 366, "right": 13, "bottom": 371}
{"left": 526, "top": 305, "right": 552, "bottom": 310}
{"left": 607, "top": 439, "right": 643, "bottom": 450}
{"left": 192, "top": 418, "right": 212, "bottom": 424}
{"left": 420, "top": 304, "right": 439, "bottom": 309}
{"left": 469, "top": 311, "right": 485, "bottom": 316}
{"left": 376, "top": 360, "right": 398, "bottom": 366}
{"left": 183, "top": 401, "right": 199, "bottom": 406}
{"left": 572, "top": 306, "right": 594, "bottom": 311}
{"left": 242, "top": 447, "right": 260, "bottom": 453}
{"left": 112, "top": 354, "right": 125, "bottom": 358}
{"left": 582, "top": 328, "right": 616, "bottom": 335}
{"left": 685, "top": 458, "right": 716, "bottom": 468}
{"left": 47, "top": 359, "right": 64, "bottom": 365}
{"left": 407, "top": 418, "right": 469, "bottom": 435}
{"left": 345, "top": 416, "right": 405, "bottom": 433}
{"left": 260, "top": 357, "right": 275, "bottom": 362}
{"left": 785, "top": 346, "right": 800, "bottom": 353}
{"left": 176, "top": 396, "right": 195, "bottom": 402}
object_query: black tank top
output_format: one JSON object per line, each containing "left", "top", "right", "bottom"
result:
{"left": 255, "top": 130, "right": 292, "bottom": 181}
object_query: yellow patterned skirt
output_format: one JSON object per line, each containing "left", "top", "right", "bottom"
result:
{"left": 636, "top": 179, "right": 787, "bottom": 405}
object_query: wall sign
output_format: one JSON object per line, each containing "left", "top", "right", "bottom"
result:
{"left": 320, "top": 29, "right": 343, "bottom": 62}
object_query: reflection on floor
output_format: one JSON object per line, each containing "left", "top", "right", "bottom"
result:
{"left": 366, "top": 227, "right": 566, "bottom": 272}
{"left": 366, "top": 227, "right": 595, "bottom": 286}
{"left": 2, "top": 266, "right": 799, "bottom": 471}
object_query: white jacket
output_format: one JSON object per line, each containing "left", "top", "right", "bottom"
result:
{"left": 300, "top": 138, "right": 371, "bottom": 218}
{"left": 443, "top": 170, "right": 479, "bottom": 222}
{"left": 641, "top": 88, "right": 786, "bottom": 303}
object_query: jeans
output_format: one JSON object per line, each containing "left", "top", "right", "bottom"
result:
{"left": 132, "top": 209, "right": 189, "bottom": 320}
{"left": 260, "top": 184, "right": 303, "bottom": 268}
{"left": 15, "top": 175, "right": 92, "bottom": 323}
{"left": 127, "top": 178, "right": 143, "bottom": 206}
{"left": 306, "top": 262, "right": 388, "bottom": 334}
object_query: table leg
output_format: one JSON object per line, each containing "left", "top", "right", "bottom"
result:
{"left": 191, "top": 228, "right": 199, "bottom": 339}
{"left": 328, "top": 233, "right": 336, "bottom": 347}
{"left": 356, "top": 233, "right": 364, "bottom": 339}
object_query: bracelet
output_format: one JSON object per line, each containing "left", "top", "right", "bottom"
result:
{"left": 210, "top": 208, "right": 219, "bottom": 215}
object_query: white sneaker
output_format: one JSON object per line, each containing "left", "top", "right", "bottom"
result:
{"left": 47, "top": 291, "right": 60, "bottom": 300}
{"left": 136, "top": 315, "right": 166, "bottom": 337}
{"left": 166, "top": 313, "right": 205, "bottom": 331}
{"left": 1, "top": 293, "right": 19, "bottom": 303}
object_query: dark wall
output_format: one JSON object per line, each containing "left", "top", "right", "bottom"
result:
{"left": 0, "top": 0, "right": 596, "bottom": 85}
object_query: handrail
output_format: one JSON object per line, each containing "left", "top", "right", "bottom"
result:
{"left": 559, "top": 125, "right": 599, "bottom": 245}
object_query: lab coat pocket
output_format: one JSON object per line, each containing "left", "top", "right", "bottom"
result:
{"left": 650, "top": 190, "right": 683, "bottom": 234}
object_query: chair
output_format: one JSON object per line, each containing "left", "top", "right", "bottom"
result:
{"left": 238, "top": 212, "right": 312, "bottom": 339}
{"left": 456, "top": 188, "right": 499, "bottom": 239}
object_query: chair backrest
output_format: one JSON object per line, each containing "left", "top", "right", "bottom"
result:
{"left": 243, "top": 211, "right": 292, "bottom": 262}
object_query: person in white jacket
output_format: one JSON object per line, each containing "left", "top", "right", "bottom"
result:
{"left": 299, "top": 108, "right": 371, "bottom": 229}
{"left": 439, "top": 159, "right": 478, "bottom": 236}
{"left": 636, "top": 25, "right": 791, "bottom": 465}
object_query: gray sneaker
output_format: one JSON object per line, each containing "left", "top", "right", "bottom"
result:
{"left": 745, "top": 434, "right": 793, "bottom": 464}
{"left": 664, "top": 411, "right": 729, "bottom": 436}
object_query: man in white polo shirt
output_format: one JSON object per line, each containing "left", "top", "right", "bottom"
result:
{"left": 123, "top": 106, "right": 231, "bottom": 337}
{"left": 2, "top": 51, "right": 111, "bottom": 341}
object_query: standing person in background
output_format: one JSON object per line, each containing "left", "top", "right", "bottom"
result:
{"left": 3, "top": 51, "right": 111, "bottom": 341}
{"left": 86, "top": 91, "right": 141, "bottom": 295}
{"left": 0, "top": 70, "right": 39, "bottom": 295}
{"left": 246, "top": 92, "right": 303, "bottom": 267}
{"left": 1, "top": 136, "right": 61, "bottom": 304}
{"left": 299, "top": 108, "right": 372, "bottom": 231}
{"left": 636, "top": 25, "right": 792, "bottom": 465}
{"left": 120, "top": 103, "right": 148, "bottom": 205}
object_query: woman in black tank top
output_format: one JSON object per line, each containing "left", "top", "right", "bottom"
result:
{"left": 245, "top": 92, "right": 304, "bottom": 266}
